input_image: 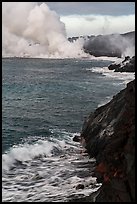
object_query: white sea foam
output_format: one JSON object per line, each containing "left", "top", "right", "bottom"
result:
{"left": 2, "top": 129, "right": 82, "bottom": 172}
{"left": 91, "top": 66, "right": 135, "bottom": 85}
{"left": 2, "top": 140, "right": 63, "bottom": 171}
{"left": 97, "top": 96, "right": 112, "bottom": 107}
{"left": 2, "top": 130, "right": 100, "bottom": 202}
{"left": 88, "top": 56, "right": 121, "bottom": 62}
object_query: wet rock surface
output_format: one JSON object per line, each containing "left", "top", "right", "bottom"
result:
{"left": 108, "top": 56, "right": 135, "bottom": 72}
{"left": 80, "top": 79, "right": 135, "bottom": 202}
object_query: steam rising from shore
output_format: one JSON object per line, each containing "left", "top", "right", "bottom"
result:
{"left": 2, "top": 2, "right": 88, "bottom": 58}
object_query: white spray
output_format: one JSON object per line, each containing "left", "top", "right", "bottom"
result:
{"left": 2, "top": 2, "right": 88, "bottom": 58}
{"left": 108, "top": 33, "right": 135, "bottom": 57}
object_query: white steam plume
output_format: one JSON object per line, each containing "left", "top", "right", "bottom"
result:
{"left": 2, "top": 2, "right": 88, "bottom": 58}
{"left": 108, "top": 34, "right": 135, "bottom": 58}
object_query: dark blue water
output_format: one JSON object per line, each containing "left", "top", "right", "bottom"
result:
{"left": 2, "top": 57, "right": 125, "bottom": 153}
{"left": 3, "top": 57, "right": 131, "bottom": 202}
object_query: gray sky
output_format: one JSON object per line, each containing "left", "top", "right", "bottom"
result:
{"left": 46, "top": 2, "right": 135, "bottom": 16}
{"left": 45, "top": 2, "right": 135, "bottom": 37}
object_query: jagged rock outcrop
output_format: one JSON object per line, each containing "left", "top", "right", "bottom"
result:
{"left": 80, "top": 79, "right": 135, "bottom": 202}
{"left": 108, "top": 56, "right": 135, "bottom": 72}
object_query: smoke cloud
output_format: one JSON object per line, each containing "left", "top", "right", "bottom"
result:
{"left": 2, "top": 2, "right": 88, "bottom": 58}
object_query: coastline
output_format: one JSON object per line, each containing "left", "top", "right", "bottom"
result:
{"left": 78, "top": 78, "right": 135, "bottom": 202}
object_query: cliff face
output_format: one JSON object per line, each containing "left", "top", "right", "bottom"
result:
{"left": 80, "top": 79, "right": 135, "bottom": 202}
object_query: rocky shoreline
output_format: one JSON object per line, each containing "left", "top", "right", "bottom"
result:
{"left": 108, "top": 56, "right": 135, "bottom": 72}
{"left": 73, "top": 59, "right": 135, "bottom": 202}
{"left": 80, "top": 79, "right": 135, "bottom": 202}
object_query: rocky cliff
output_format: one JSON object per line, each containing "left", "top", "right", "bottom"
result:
{"left": 80, "top": 79, "right": 135, "bottom": 202}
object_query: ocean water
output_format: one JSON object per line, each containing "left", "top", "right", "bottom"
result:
{"left": 2, "top": 57, "right": 135, "bottom": 202}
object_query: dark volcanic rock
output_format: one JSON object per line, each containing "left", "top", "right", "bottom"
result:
{"left": 108, "top": 63, "right": 121, "bottom": 70}
{"left": 108, "top": 56, "right": 135, "bottom": 72}
{"left": 75, "top": 183, "right": 85, "bottom": 190}
{"left": 73, "top": 135, "right": 81, "bottom": 142}
{"left": 80, "top": 79, "right": 135, "bottom": 202}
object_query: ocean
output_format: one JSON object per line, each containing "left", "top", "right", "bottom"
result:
{"left": 2, "top": 57, "right": 135, "bottom": 202}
